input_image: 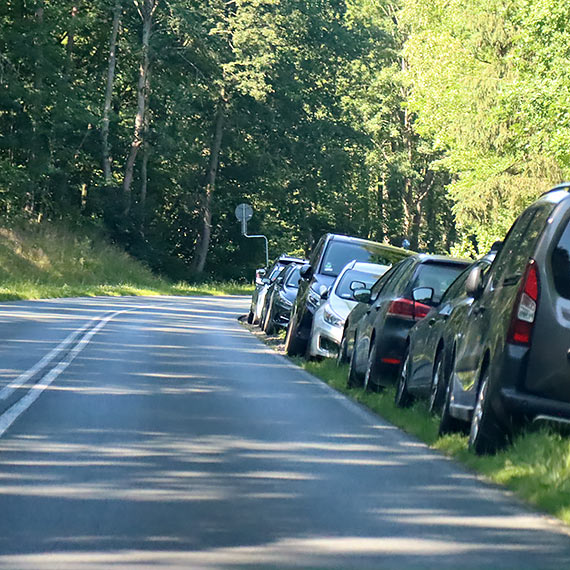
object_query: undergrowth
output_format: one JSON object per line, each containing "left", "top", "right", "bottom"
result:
{"left": 0, "top": 224, "right": 253, "bottom": 300}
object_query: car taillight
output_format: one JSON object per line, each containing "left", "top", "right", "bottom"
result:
{"left": 507, "top": 259, "right": 539, "bottom": 346}
{"left": 387, "top": 298, "right": 431, "bottom": 321}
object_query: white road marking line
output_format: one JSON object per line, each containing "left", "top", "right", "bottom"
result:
{"left": 0, "top": 310, "right": 126, "bottom": 439}
{"left": 0, "top": 312, "right": 112, "bottom": 401}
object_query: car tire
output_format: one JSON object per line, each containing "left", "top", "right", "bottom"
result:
{"left": 395, "top": 346, "right": 413, "bottom": 408}
{"left": 285, "top": 316, "right": 305, "bottom": 357}
{"left": 428, "top": 351, "right": 446, "bottom": 415}
{"left": 347, "top": 341, "right": 361, "bottom": 388}
{"left": 438, "top": 358, "right": 465, "bottom": 436}
{"left": 247, "top": 310, "right": 254, "bottom": 324}
{"left": 337, "top": 333, "right": 349, "bottom": 366}
{"left": 363, "top": 340, "right": 380, "bottom": 392}
{"left": 263, "top": 303, "right": 275, "bottom": 335}
{"left": 468, "top": 369, "right": 507, "bottom": 455}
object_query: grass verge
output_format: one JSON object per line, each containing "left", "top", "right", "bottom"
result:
{"left": 0, "top": 224, "right": 253, "bottom": 300}
{"left": 303, "top": 358, "right": 570, "bottom": 526}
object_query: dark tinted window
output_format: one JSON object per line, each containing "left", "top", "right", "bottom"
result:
{"left": 492, "top": 206, "right": 553, "bottom": 286}
{"left": 370, "top": 266, "right": 396, "bottom": 298}
{"left": 335, "top": 267, "right": 389, "bottom": 299}
{"left": 268, "top": 263, "right": 285, "bottom": 281}
{"left": 373, "top": 258, "right": 415, "bottom": 300}
{"left": 440, "top": 265, "right": 473, "bottom": 304}
{"left": 285, "top": 266, "right": 301, "bottom": 288}
{"left": 309, "top": 236, "right": 326, "bottom": 267}
{"left": 320, "top": 241, "right": 409, "bottom": 278}
{"left": 411, "top": 262, "right": 469, "bottom": 304}
{"left": 552, "top": 219, "right": 570, "bottom": 299}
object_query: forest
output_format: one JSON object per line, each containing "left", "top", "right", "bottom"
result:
{"left": 0, "top": 0, "right": 568, "bottom": 280}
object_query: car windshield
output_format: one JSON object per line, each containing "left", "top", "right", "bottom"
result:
{"left": 412, "top": 262, "right": 469, "bottom": 304}
{"left": 320, "top": 241, "right": 409, "bottom": 278}
{"left": 285, "top": 267, "right": 301, "bottom": 288}
{"left": 335, "top": 268, "right": 388, "bottom": 299}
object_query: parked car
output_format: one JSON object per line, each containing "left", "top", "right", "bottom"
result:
{"left": 433, "top": 184, "right": 570, "bottom": 454}
{"left": 346, "top": 254, "right": 471, "bottom": 392}
{"left": 247, "top": 255, "right": 306, "bottom": 324}
{"left": 261, "top": 264, "right": 303, "bottom": 334}
{"left": 394, "top": 253, "right": 496, "bottom": 413}
{"left": 285, "top": 234, "right": 413, "bottom": 356}
{"left": 308, "top": 261, "right": 390, "bottom": 359}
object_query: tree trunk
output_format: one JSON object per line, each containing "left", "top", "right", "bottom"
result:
{"left": 192, "top": 98, "right": 226, "bottom": 274}
{"left": 66, "top": 6, "right": 78, "bottom": 80}
{"left": 140, "top": 125, "right": 149, "bottom": 223}
{"left": 123, "top": 0, "right": 156, "bottom": 214}
{"left": 102, "top": 0, "right": 122, "bottom": 185}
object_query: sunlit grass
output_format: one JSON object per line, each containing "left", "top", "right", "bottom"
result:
{"left": 0, "top": 225, "right": 253, "bottom": 300}
{"left": 303, "top": 358, "right": 570, "bottom": 526}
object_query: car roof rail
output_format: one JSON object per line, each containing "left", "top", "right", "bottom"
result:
{"left": 540, "top": 182, "right": 570, "bottom": 197}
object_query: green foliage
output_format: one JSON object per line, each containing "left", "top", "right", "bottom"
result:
{"left": 3, "top": 0, "right": 566, "bottom": 276}
{"left": 401, "top": 0, "right": 569, "bottom": 249}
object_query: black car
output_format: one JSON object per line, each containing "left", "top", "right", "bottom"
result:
{"left": 435, "top": 184, "right": 570, "bottom": 454}
{"left": 248, "top": 255, "right": 306, "bottom": 324}
{"left": 285, "top": 234, "right": 413, "bottom": 356}
{"left": 261, "top": 264, "right": 302, "bottom": 334}
{"left": 394, "top": 254, "right": 495, "bottom": 412}
{"left": 346, "top": 255, "right": 471, "bottom": 391}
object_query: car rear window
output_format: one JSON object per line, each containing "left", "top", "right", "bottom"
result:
{"left": 411, "top": 262, "right": 470, "bottom": 304}
{"left": 335, "top": 267, "right": 389, "bottom": 299}
{"left": 552, "top": 219, "right": 570, "bottom": 299}
{"left": 319, "top": 241, "right": 409, "bottom": 278}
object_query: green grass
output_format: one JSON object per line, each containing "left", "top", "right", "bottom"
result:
{"left": 303, "top": 358, "right": 570, "bottom": 526}
{"left": 0, "top": 224, "right": 253, "bottom": 300}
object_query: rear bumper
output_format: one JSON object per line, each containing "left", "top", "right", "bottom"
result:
{"left": 501, "top": 388, "right": 570, "bottom": 422}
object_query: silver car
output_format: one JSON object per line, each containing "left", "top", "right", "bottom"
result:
{"left": 308, "top": 261, "right": 389, "bottom": 359}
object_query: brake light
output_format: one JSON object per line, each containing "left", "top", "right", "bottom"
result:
{"left": 507, "top": 260, "right": 539, "bottom": 346}
{"left": 387, "top": 298, "right": 431, "bottom": 321}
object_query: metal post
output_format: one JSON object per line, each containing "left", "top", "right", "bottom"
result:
{"left": 244, "top": 232, "right": 269, "bottom": 267}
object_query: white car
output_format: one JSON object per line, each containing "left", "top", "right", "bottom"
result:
{"left": 308, "top": 261, "right": 390, "bottom": 359}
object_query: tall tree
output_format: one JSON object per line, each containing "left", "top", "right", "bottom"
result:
{"left": 123, "top": 0, "right": 157, "bottom": 215}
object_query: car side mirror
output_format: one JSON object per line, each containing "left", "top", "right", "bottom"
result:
{"left": 319, "top": 285, "right": 330, "bottom": 300}
{"left": 350, "top": 280, "right": 366, "bottom": 292}
{"left": 255, "top": 268, "right": 267, "bottom": 286}
{"left": 299, "top": 264, "right": 313, "bottom": 280}
{"left": 465, "top": 266, "right": 484, "bottom": 299}
{"left": 353, "top": 288, "right": 372, "bottom": 304}
{"left": 262, "top": 277, "right": 270, "bottom": 285}
{"left": 490, "top": 240, "right": 503, "bottom": 254}
{"left": 412, "top": 287, "right": 434, "bottom": 303}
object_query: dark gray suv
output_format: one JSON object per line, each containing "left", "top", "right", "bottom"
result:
{"left": 285, "top": 234, "right": 413, "bottom": 356}
{"left": 441, "top": 183, "right": 570, "bottom": 453}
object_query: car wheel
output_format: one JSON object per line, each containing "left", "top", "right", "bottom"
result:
{"left": 247, "top": 310, "right": 254, "bottom": 324}
{"left": 438, "top": 358, "right": 464, "bottom": 436}
{"left": 468, "top": 369, "right": 506, "bottom": 455}
{"left": 347, "top": 341, "right": 361, "bottom": 388}
{"left": 263, "top": 303, "right": 275, "bottom": 335}
{"left": 285, "top": 316, "right": 305, "bottom": 357}
{"left": 394, "top": 346, "right": 413, "bottom": 407}
{"left": 428, "top": 351, "right": 446, "bottom": 415}
{"left": 337, "top": 332, "right": 349, "bottom": 366}
{"left": 363, "top": 340, "right": 380, "bottom": 392}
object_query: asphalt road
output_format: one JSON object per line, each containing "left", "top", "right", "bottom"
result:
{"left": 0, "top": 295, "right": 569, "bottom": 569}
